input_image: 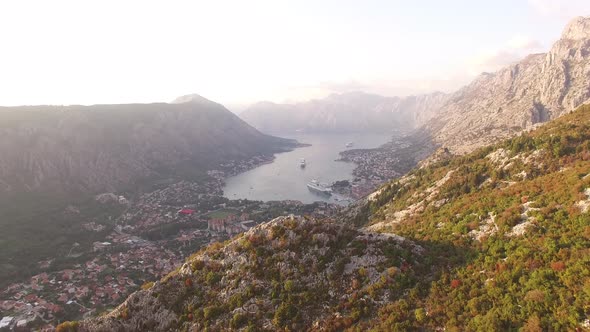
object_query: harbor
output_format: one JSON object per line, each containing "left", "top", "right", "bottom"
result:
{"left": 222, "top": 133, "right": 391, "bottom": 205}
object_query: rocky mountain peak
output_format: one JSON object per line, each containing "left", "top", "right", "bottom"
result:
{"left": 560, "top": 16, "right": 590, "bottom": 41}
{"left": 427, "top": 16, "right": 590, "bottom": 155}
{"left": 171, "top": 93, "right": 220, "bottom": 107}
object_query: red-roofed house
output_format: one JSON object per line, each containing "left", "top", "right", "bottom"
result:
{"left": 24, "top": 294, "right": 37, "bottom": 302}
{"left": 178, "top": 209, "right": 196, "bottom": 215}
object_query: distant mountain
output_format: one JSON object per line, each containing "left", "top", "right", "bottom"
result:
{"left": 427, "top": 16, "right": 590, "bottom": 154}
{"left": 0, "top": 100, "right": 294, "bottom": 197}
{"left": 242, "top": 16, "right": 590, "bottom": 153}
{"left": 0, "top": 98, "right": 298, "bottom": 291}
{"left": 240, "top": 91, "right": 448, "bottom": 134}
{"left": 171, "top": 93, "right": 221, "bottom": 107}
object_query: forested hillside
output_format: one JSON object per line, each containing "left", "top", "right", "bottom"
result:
{"left": 0, "top": 100, "right": 297, "bottom": 289}
{"left": 363, "top": 104, "right": 590, "bottom": 330}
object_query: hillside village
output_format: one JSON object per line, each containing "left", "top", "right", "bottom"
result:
{"left": 338, "top": 132, "right": 435, "bottom": 199}
{"left": 0, "top": 157, "right": 342, "bottom": 330}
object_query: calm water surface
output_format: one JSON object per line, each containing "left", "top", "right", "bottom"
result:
{"left": 223, "top": 133, "right": 390, "bottom": 204}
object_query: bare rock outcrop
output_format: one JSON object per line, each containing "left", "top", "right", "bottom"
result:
{"left": 427, "top": 16, "right": 590, "bottom": 154}
{"left": 80, "top": 216, "right": 424, "bottom": 331}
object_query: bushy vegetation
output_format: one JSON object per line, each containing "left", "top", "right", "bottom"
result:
{"left": 0, "top": 194, "right": 124, "bottom": 288}
{"left": 55, "top": 320, "right": 79, "bottom": 332}
{"left": 90, "top": 216, "right": 426, "bottom": 331}
{"left": 362, "top": 104, "right": 590, "bottom": 330}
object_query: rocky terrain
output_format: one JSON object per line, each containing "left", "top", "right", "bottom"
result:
{"left": 427, "top": 16, "right": 590, "bottom": 154}
{"left": 239, "top": 91, "right": 448, "bottom": 134}
{"left": 79, "top": 215, "right": 425, "bottom": 331}
{"left": 356, "top": 104, "right": 590, "bottom": 330}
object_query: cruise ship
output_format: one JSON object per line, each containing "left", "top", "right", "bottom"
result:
{"left": 307, "top": 179, "right": 332, "bottom": 196}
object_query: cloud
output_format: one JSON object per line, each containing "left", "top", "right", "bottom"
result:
{"left": 528, "top": 0, "right": 590, "bottom": 20}
{"left": 506, "top": 35, "right": 543, "bottom": 50}
{"left": 316, "top": 80, "right": 370, "bottom": 93}
{"left": 467, "top": 35, "right": 544, "bottom": 74}
{"left": 528, "top": 0, "right": 562, "bottom": 15}
{"left": 470, "top": 51, "right": 522, "bottom": 73}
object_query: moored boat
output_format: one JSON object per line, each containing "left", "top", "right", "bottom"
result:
{"left": 307, "top": 179, "right": 332, "bottom": 196}
{"left": 299, "top": 158, "right": 306, "bottom": 168}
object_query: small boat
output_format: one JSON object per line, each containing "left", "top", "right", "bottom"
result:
{"left": 345, "top": 142, "right": 354, "bottom": 148}
{"left": 307, "top": 179, "right": 332, "bottom": 196}
{"left": 299, "top": 158, "right": 306, "bottom": 168}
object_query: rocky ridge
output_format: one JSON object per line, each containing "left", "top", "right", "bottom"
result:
{"left": 79, "top": 215, "right": 425, "bottom": 331}
{"left": 239, "top": 91, "right": 448, "bottom": 134}
{"left": 242, "top": 17, "right": 590, "bottom": 157}
{"left": 427, "top": 16, "right": 590, "bottom": 154}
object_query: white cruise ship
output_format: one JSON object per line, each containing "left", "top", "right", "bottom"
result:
{"left": 307, "top": 179, "right": 332, "bottom": 195}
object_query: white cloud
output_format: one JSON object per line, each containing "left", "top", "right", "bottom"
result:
{"left": 507, "top": 35, "right": 543, "bottom": 50}
{"left": 528, "top": 0, "right": 563, "bottom": 15}
{"left": 528, "top": 0, "right": 590, "bottom": 20}
{"left": 467, "top": 35, "right": 545, "bottom": 74}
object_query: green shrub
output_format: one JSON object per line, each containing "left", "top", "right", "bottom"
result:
{"left": 55, "top": 321, "right": 79, "bottom": 332}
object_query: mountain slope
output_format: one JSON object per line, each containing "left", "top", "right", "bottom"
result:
{"left": 359, "top": 103, "right": 590, "bottom": 330}
{"left": 80, "top": 215, "right": 427, "bottom": 331}
{"left": 240, "top": 91, "right": 448, "bottom": 134}
{"left": 171, "top": 93, "right": 221, "bottom": 107}
{"left": 0, "top": 100, "right": 297, "bottom": 290}
{"left": 79, "top": 104, "right": 590, "bottom": 331}
{"left": 0, "top": 101, "right": 294, "bottom": 197}
{"left": 428, "top": 16, "right": 590, "bottom": 154}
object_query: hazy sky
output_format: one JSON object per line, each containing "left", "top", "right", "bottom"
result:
{"left": 0, "top": 0, "right": 589, "bottom": 109}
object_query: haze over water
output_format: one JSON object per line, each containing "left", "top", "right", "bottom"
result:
{"left": 223, "top": 133, "right": 391, "bottom": 204}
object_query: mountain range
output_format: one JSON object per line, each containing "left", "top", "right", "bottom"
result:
{"left": 0, "top": 98, "right": 297, "bottom": 291}
{"left": 239, "top": 91, "right": 448, "bottom": 134}
{"left": 428, "top": 16, "right": 590, "bottom": 154}
{"left": 70, "top": 16, "right": 590, "bottom": 332}
{"left": 241, "top": 17, "right": 590, "bottom": 156}
{"left": 0, "top": 14, "right": 587, "bottom": 332}
{"left": 0, "top": 99, "right": 294, "bottom": 198}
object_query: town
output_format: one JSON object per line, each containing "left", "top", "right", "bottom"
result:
{"left": 337, "top": 134, "right": 425, "bottom": 199}
{"left": 0, "top": 155, "right": 344, "bottom": 331}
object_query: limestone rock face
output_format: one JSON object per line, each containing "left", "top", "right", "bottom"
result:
{"left": 562, "top": 16, "right": 590, "bottom": 40}
{"left": 427, "top": 16, "right": 590, "bottom": 154}
{"left": 79, "top": 216, "right": 424, "bottom": 331}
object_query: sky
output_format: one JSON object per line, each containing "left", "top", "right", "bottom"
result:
{"left": 0, "top": 0, "right": 589, "bottom": 110}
